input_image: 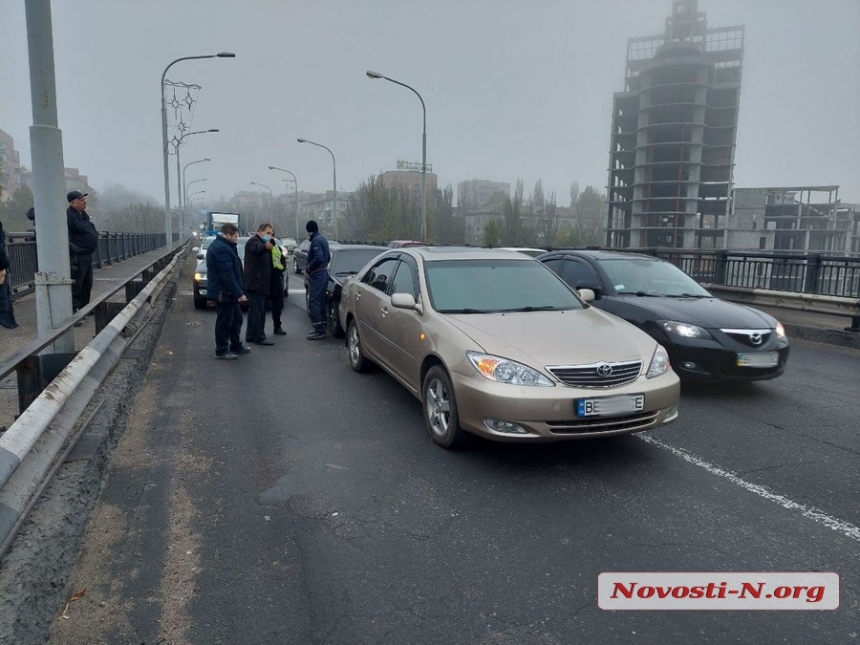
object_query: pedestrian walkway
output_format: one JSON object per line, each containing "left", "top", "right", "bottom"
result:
{"left": 0, "top": 245, "right": 174, "bottom": 429}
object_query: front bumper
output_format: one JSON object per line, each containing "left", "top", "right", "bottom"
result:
{"left": 667, "top": 343, "right": 790, "bottom": 382}
{"left": 450, "top": 370, "right": 680, "bottom": 442}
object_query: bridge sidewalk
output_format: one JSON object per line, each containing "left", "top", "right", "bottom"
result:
{"left": 0, "top": 245, "right": 175, "bottom": 428}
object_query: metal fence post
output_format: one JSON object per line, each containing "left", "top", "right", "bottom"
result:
{"left": 804, "top": 254, "right": 821, "bottom": 294}
{"left": 714, "top": 250, "right": 728, "bottom": 285}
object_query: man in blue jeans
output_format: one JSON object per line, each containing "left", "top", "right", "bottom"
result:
{"left": 304, "top": 220, "right": 331, "bottom": 340}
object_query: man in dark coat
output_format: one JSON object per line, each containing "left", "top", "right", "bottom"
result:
{"left": 66, "top": 191, "right": 99, "bottom": 312}
{"left": 0, "top": 219, "right": 18, "bottom": 329}
{"left": 206, "top": 223, "right": 249, "bottom": 359}
{"left": 243, "top": 222, "right": 275, "bottom": 345}
{"left": 304, "top": 220, "right": 331, "bottom": 340}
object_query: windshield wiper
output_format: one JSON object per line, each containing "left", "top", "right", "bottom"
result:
{"left": 438, "top": 308, "right": 488, "bottom": 314}
{"left": 501, "top": 305, "right": 558, "bottom": 312}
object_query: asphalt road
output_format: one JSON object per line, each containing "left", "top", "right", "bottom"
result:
{"left": 48, "top": 257, "right": 860, "bottom": 644}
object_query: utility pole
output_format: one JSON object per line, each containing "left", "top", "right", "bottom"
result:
{"left": 26, "top": 0, "right": 75, "bottom": 352}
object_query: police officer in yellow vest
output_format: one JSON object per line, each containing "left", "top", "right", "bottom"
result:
{"left": 270, "top": 233, "right": 288, "bottom": 335}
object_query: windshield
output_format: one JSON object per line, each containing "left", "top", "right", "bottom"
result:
{"left": 200, "top": 236, "right": 216, "bottom": 250}
{"left": 331, "top": 249, "right": 386, "bottom": 275}
{"left": 597, "top": 258, "right": 711, "bottom": 297}
{"left": 425, "top": 259, "right": 584, "bottom": 313}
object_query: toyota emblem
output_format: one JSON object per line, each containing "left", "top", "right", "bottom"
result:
{"left": 749, "top": 333, "right": 763, "bottom": 345}
{"left": 597, "top": 363, "right": 613, "bottom": 377}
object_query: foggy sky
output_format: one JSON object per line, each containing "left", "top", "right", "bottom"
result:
{"left": 1, "top": 0, "right": 858, "bottom": 207}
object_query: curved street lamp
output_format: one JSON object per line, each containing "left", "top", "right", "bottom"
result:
{"left": 160, "top": 51, "right": 235, "bottom": 248}
{"left": 183, "top": 157, "right": 210, "bottom": 208}
{"left": 251, "top": 181, "right": 274, "bottom": 224}
{"left": 366, "top": 69, "right": 427, "bottom": 241}
{"left": 297, "top": 138, "right": 338, "bottom": 240}
{"left": 175, "top": 129, "right": 218, "bottom": 209}
{"left": 188, "top": 190, "right": 207, "bottom": 202}
{"left": 269, "top": 166, "right": 299, "bottom": 239}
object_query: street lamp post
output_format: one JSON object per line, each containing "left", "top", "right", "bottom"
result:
{"left": 251, "top": 181, "right": 274, "bottom": 226}
{"left": 160, "top": 52, "right": 234, "bottom": 248}
{"left": 175, "top": 129, "right": 218, "bottom": 209}
{"left": 366, "top": 69, "right": 427, "bottom": 241}
{"left": 182, "top": 157, "right": 210, "bottom": 210}
{"left": 297, "top": 139, "right": 337, "bottom": 240}
{"left": 188, "top": 190, "right": 206, "bottom": 201}
{"left": 269, "top": 166, "right": 299, "bottom": 239}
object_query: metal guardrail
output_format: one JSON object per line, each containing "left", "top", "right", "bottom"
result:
{"left": 0, "top": 243, "right": 187, "bottom": 555}
{"left": 5, "top": 231, "right": 167, "bottom": 298}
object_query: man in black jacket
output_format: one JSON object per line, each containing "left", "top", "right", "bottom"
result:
{"left": 305, "top": 220, "right": 331, "bottom": 340}
{"left": 66, "top": 191, "right": 99, "bottom": 312}
{"left": 243, "top": 223, "right": 275, "bottom": 345}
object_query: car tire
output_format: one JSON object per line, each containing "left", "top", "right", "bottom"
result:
{"left": 422, "top": 365, "right": 468, "bottom": 449}
{"left": 193, "top": 293, "right": 208, "bottom": 310}
{"left": 328, "top": 300, "right": 344, "bottom": 338}
{"left": 347, "top": 318, "right": 371, "bottom": 373}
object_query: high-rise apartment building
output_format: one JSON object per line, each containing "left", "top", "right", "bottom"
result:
{"left": 607, "top": 0, "right": 744, "bottom": 249}
{"left": 457, "top": 179, "right": 510, "bottom": 212}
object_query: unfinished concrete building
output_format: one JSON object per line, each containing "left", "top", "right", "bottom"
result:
{"left": 607, "top": 0, "right": 744, "bottom": 249}
{"left": 727, "top": 186, "right": 859, "bottom": 255}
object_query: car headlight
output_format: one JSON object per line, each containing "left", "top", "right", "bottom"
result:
{"left": 194, "top": 272, "right": 206, "bottom": 282}
{"left": 467, "top": 351, "right": 554, "bottom": 387}
{"left": 775, "top": 322, "right": 787, "bottom": 340}
{"left": 646, "top": 344, "right": 671, "bottom": 379}
{"left": 659, "top": 320, "right": 712, "bottom": 339}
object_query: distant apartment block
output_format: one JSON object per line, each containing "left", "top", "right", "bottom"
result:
{"left": 607, "top": 0, "right": 743, "bottom": 249}
{"left": 727, "top": 186, "right": 859, "bottom": 255}
{"left": 298, "top": 190, "right": 351, "bottom": 237}
{"left": 380, "top": 161, "right": 438, "bottom": 207}
{"left": 457, "top": 179, "right": 510, "bottom": 212}
{"left": 0, "top": 129, "right": 23, "bottom": 198}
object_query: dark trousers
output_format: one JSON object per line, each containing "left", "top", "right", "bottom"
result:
{"left": 246, "top": 290, "right": 268, "bottom": 342}
{"left": 307, "top": 270, "right": 328, "bottom": 333}
{"left": 72, "top": 253, "right": 93, "bottom": 311}
{"left": 271, "top": 272, "right": 285, "bottom": 330}
{"left": 215, "top": 300, "right": 243, "bottom": 355}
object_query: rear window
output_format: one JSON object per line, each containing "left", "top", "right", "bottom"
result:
{"left": 331, "top": 249, "right": 386, "bottom": 275}
{"left": 424, "top": 259, "right": 583, "bottom": 313}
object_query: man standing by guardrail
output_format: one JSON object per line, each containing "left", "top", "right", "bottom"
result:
{"left": 66, "top": 191, "right": 98, "bottom": 315}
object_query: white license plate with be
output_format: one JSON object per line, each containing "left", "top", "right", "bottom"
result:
{"left": 736, "top": 352, "right": 778, "bottom": 368}
{"left": 577, "top": 394, "right": 644, "bottom": 418}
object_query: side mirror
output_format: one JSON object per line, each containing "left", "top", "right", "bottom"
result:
{"left": 391, "top": 292, "right": 423, "bottom": 314}
{"left": 578, "top": 288, "right": 596, "bottom": 303}
{"left": 576, "top": 282, "right": 603, "bottom": 300}
{"left": 192, "top": 246, "right": 200, "bottom": 253}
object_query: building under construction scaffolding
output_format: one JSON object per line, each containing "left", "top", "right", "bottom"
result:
{"left": 607, "top": 0, "right": 744, "bottom": 249}
{"left": 727, "top": 186, "right": 859, "bottom": 256}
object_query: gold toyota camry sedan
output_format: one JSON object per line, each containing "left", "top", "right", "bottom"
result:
{"left": 339, "top": 248, "right": 680, "bottom": 449}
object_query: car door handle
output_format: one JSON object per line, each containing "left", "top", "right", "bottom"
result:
{"left": 380, "top": 306, "right": 388, "bottom": 317}
{"left": 355, "top": 292, "right": 362, "bottom": 301}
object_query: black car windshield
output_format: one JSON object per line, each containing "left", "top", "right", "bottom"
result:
{"left": 597, "top": 258, "right": 711, "bottom": 297}
{"left": 425, "top": 259, "right": 584, "bottom": 313}
{"left": 331, "top": 249, "right": 386, "bottom": 275}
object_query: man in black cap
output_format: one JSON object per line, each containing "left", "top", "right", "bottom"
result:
{"left": 66, "top": 191, "right": 99, "bottom": 312}
{"left": 304, "top": 219, "right": 331, "bottom": 340}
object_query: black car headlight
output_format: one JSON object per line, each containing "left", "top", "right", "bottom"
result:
{"left": 660, "top": 320, "right": 712, "bottom": 340}
{"left": 775, "top": 322, "right": 787, "bottom": 340}
{"left": 194, "top": 272, "right": 206, "bottom": 283}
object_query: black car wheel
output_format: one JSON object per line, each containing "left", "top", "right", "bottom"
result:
{"left": 347, "top": 319, "right": 371, "bottom": 372}
{"left": 327, "top": 300, "right": 344, "bottom": 337}
{"left": 422, "top": 365, "right": 468, "bottom": 449}
{"left": 193, "top": 294, "right": 208, "bottom": 310}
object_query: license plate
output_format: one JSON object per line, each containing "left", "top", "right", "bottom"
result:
{"left": 577, "top": 394, "right": 645, "bottom": 418}
{"left": 736, "top": 352, "right": 779, "bottom": 368}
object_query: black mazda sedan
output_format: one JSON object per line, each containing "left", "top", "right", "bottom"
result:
{"left": 537, "top": 250, "right": 790, "bottom": 381}
{"left": 304, "top": 245, "right": 388, "bottom": 337}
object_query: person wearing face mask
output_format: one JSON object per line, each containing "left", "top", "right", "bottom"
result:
{"left": 243, "top": 222, "right": 276, "bottom": 346}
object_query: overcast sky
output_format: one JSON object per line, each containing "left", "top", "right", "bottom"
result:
{"left": 2, "top": 0, "right": 858, "bottom": 207}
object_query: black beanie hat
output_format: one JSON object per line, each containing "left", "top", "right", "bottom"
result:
{"left": 306, "top": 220, "right": 319, "bottom": 233}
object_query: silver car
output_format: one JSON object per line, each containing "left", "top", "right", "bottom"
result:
{"left": 339, "top": 247, "right": 680, "bottom": 449}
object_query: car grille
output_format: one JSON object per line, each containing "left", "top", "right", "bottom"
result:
{"left": 546, "top": 360, "right": 642, "bottom": 388}
{"left": 721, "top": 329, "right": 772, "bottom": 348}
{"left": 546, "top": 411, "right": 659, "bottom": 435}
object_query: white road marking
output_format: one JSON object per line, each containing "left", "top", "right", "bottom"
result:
{"left": 638, "top": 434, "right": 860, "bottom": 543}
